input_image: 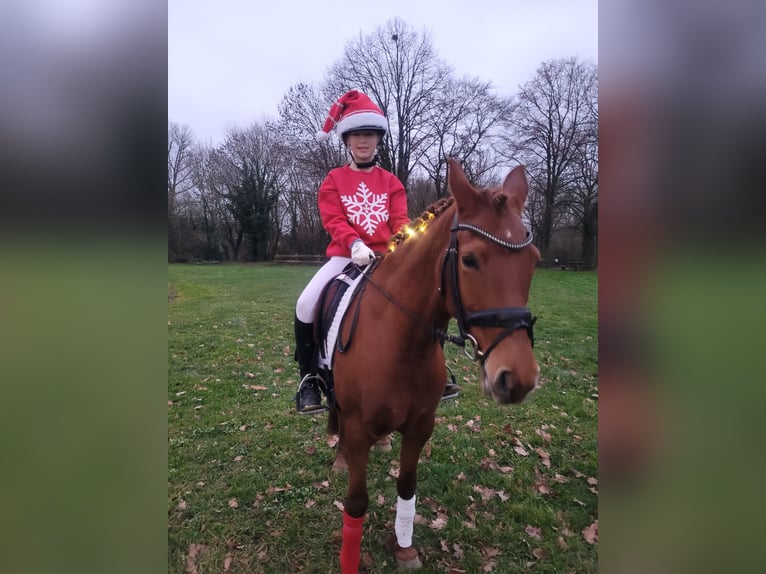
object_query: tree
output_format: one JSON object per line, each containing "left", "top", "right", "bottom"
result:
{"left": 501, "top": 58, "right": 598, "bottom": 260}
{"left": 216, "top": 124, "right": 286, "bottom": 261}
{"left": 168, "top": 122, "right": 195, "bottom": 261}
{"left": 420, "top": 77, "right": 512, "bottom": 198}
{"left": 326, "top": 18, "right": 450, "bottom": 188}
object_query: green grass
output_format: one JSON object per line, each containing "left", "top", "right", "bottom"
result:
{"left": 168, "top": 263, "right": 597, "bottom": 573}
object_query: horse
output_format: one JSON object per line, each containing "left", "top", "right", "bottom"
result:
{"left": 326, "top": 158, "right": 541, "bottom": 572}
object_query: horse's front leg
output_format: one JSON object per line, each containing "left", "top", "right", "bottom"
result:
{"left": 393, "top": 422, "right": 435, "bottom": 569}
{"left": 339, "top": 416, "right": 372, "bottom": 574}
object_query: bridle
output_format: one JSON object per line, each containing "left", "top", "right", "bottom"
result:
{"left": 439, "top": 213, "right": 537, "bottom": 364}
{"left": 355, "top": 211, "right": 537, "bottom": 365}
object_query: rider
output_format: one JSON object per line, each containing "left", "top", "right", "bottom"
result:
{"left": 294, "top": 89, "right": 460, "bottom": 414}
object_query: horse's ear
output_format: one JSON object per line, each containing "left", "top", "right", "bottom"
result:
{"left": 502, "top": 165, "right": 529, "bottom": 214}
{"left": 447, "top": 158, "right": 480, "bottom": 215}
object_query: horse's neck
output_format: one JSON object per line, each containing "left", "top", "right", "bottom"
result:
{"left": 374, "top": 208, "right": 453, "bottom": 331}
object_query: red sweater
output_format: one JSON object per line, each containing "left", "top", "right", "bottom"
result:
{"left": 318, "top": 165, "right": 410, "bottom": 257}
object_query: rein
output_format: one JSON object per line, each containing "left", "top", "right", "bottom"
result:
{"left": 357, "top": 211, "right": 537, "bottom": 364}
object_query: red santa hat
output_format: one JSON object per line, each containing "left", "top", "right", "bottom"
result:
{"left": 315, "top": 90, "right": 388, "bottom": 143}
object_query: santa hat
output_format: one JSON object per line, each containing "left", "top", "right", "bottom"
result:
{"left": 315, "top": 90, "right": 388, "bottom": 143}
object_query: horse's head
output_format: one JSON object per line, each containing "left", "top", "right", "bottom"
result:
{"left": 445, "top": 158, "right": 541, "bottom": 404}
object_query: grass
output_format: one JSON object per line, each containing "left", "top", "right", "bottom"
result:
{"left": 168, "top": 263, "right": 597, "bottom": 573}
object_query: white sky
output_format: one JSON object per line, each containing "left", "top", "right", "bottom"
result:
{"left": 169, "top": 0, "right": 598, "bottom": 146}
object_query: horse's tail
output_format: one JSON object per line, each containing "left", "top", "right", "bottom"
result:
{"left": 327, "top": 404, "right": 339, "bottom": 436}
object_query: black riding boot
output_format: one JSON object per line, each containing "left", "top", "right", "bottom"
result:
{"left": 440, "top": 340, "right": 460, "bottom": 401}
{"left": 294, "top": 315, "right": 326, "bottom": 414}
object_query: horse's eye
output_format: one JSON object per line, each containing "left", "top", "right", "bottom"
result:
{"left": 461, "top": 254, "right": 479, "bottom": 270}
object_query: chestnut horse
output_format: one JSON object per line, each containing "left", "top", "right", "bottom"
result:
{"left": 328, "top": 159, "right": 541, "bottom": 572}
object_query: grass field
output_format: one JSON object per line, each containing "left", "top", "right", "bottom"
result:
{"left": 168, "top": 263, "right": 598, "bottom": 573}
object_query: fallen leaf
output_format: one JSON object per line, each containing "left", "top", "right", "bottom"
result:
{"left": 495, "top": 490, "right": 510, "bottom": 502}
{"left": 557, "top": 536, "right": 569, "bottom": 550}
{"left": 333, "top": 500, "right": 344, "bottom": 511}
{"left": 376, "top": 494, "right": 385, "bottom": 506}
{"left": 587, "top": 477, "right": 598, "bottom": 486}
{"left": 305, "top": 499, "right": 316, "bottom": 508}
{"left": 430, "top": 513, "right": 448, "bottom": 530}
{"left": 326, "top": 435, "right": 339, "bottom": 448}
{"left": 554, "top": 473, "right": 569, "bottom": 483}
{"left": 473, "top": 485, "right": 495, "bottom": 501}
{"left": 452, "top": 543, "right": 464, "bottom": 559}
{"left": 228, "top": 498, "right": 238, "bottom": 509}
{"left": 223, "top": 554, "right": 233, "bottom": 571}
{"left": 456, "top": 472, "right": 467, "bottom": 480}
{"left": 244, "top": 372, "right": 255, "bottom": 378}
{"left": 532, "top": 547, "right": 549, "bottom": 560}
{"left": 185, "top": 544, "right": 208, "bottom": 574}
{"left": 535, "top": 447, "right": 551, "bottom": 468}
{"left": 513, "top": 445, "right": 529, "bottom": 457}
{"left": 233, "top": 455, "right": 243, "bottom": 462}
{"left": 305, "top": 446, "right": 316, "bottom": 455}
{"left": 482, "top": 560, "right": 496, "bottom": 572}
{"left": 440, "top": 539, "right": 449, "bottom": 552}
{"left": 247, "top": 384, "right": 267, "bottom": 390}
{"left": 481, "top": 547, "right": 501, "bottom": 558}
{"left": 524, "top": 525, "right": 542, "bottom": 539}
{"left": 582, "top": 521, "right": 598, "bottom": 544}
{"left": 178, "top": 499, "right": 187, "bottom": 510}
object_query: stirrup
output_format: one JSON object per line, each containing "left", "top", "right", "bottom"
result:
{"left": 440, "top": 365, "right": 460, "bottom": 401}
{"left": 295, "top": 374, "right": 329, "bottom": 414}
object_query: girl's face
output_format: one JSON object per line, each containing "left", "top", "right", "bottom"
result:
{"left": 346, "top": 131, "right": 380, "bottom": 163}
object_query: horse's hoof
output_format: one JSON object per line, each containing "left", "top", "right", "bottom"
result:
{"left": 395, "top": 545, "right": 421, "bottom": 569}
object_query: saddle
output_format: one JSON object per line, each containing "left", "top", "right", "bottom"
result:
{"left": 314, "top": 260, "right": 376, "bottom": 408}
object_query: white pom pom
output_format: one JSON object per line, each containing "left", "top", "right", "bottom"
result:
{"left": 316, "top": 130, "right": 329, "bottom": 143}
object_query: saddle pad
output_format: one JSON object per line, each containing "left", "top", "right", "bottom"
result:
{"left": 317, "top": 266, "right": 368, "bottom": 371}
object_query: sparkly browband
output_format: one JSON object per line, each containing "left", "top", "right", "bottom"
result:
{"left": 454, "top": 222, "right": 534, "bottom": 250}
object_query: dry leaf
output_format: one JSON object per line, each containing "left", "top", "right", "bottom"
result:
{"left": 532, "top": 547, "right": 549, "bottom": 560}
{"left": 582, "top": 521, "right": 598, "bottom": 544}
{"left": 185, "top": 544, "right": 207, "bottom": 574}
{"left": 178, "top": 499, "right": 187, "bottom": 510}
{"left": 228, "top": 498, "right": 238, "bottom": 509}
{"left": 305, "top": 499, "right": 316, "bottom": 508}
{"left": 333, "top": 500, "right": 344, "bottom": 511}
{"left": 305, "top": 446, "right": 316, "bottom": 455}
{"left": 376, "top": 494, "right": 385, "bottom": 506}
{"left": 456, "top": 471, "right": 467, "bottom": 480}
{"left": 524, "top": 525, "right": 542, "bottom": 539}
{"left": 513, "top": 445, "right": 529, "bottom": 457}
{"left": 326, "top": 435, "right": 339, "bottom": 448}
{"left": 495, "top": 490, "right": 510, "bottom": 502}
{"left": 244, "top": 372, "right": 255, "bottom": 378}
{"left": 223, "top": 554, "right": 233, "bottom": 571}
{"left": 557, "top": 536, "right": 568, "bottom": 550}
{"left": 554, "top": 473, "right": 569, "bottom": 483}
{"left": 453, "top": 543, "right": 464, "bottom": 559}
{"left": 481, "top": 547, "right": 501, "bottom": 558}
{"left": 430, "top": 513, "right": 448, "bottom": 530}
{"left": 482, "top": 560, "right": 496, "bottom": 572}
{"left": 535, "top": 447, "right": 551, "bottom": 468}
{"left": 233, "top": 455, "right": 243, "bottom": 462}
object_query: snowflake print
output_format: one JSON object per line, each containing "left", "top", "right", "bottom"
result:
{"left": 341, "top": 181, "right": 389, "bottom": 236}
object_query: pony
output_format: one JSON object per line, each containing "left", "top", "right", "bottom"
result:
{"left": 326, "top": 158, "right": 541, "bottom": 572}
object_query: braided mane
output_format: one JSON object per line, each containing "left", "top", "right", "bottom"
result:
{"left": 387, "top": 196, "right": 455, "bottom": 252}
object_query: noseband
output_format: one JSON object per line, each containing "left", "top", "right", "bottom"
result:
{"left": 440, "top": 213, "right": 537, "bottom": 364}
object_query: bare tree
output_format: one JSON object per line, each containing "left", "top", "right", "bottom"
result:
{"left": 420, "top": 77, "right": 513, "bottom": 197}
{"left": 168, "top": 122, "right": 195, "bottom": 261}
{"left": 501, "top": 58, "right": 598, "bottom": 259}
{"left": 214, "top": 124, "right": 287, "bottom": 261}
{"left": 326, "top": 18, "right": 450, "bottom": 187}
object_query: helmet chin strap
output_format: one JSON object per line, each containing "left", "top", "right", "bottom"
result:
{"left": 350, "top": 151, "right": 379, "bottom": 169}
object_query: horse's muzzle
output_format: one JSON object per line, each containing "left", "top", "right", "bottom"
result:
{"left": 484, "top": 367, "right": 540, "bottom": 404}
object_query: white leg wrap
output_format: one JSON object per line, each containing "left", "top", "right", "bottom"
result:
{"left": 394, "top": 495, "right": 416, "bottom": 548}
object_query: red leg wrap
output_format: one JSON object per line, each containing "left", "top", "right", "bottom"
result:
{"left": 340, "top": 510, "right": 365, "bottom": 574}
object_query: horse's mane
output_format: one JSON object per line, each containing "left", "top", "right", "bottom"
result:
{"left": 386, "top": 196, "right": 455, "bottom": 253}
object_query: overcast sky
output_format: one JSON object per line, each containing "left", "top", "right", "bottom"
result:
{"left": 169, "top": 0, "right": 598, "bottom": 146}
